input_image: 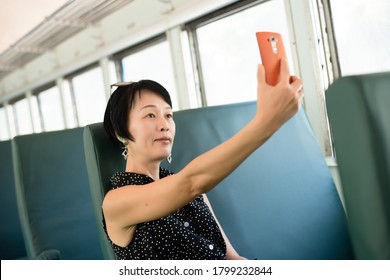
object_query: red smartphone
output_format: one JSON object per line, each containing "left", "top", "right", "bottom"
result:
{"left": 256, "top": 32, "right": 288, "bottom": 86}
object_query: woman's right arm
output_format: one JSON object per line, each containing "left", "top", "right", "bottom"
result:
{"left": 102, "top": 59, "right": 304, "bottom": 230}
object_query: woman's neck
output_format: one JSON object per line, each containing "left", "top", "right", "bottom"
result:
{"left": 125, "top": 159, "right": 161, "bottom": 181}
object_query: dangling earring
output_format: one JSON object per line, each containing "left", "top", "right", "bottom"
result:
{"left": 167, "top": 154, "right": 172, "bottom": 164}
{"left": 118, "top": 136, "right": 128, "bottom": 160}
{"left": 121, "top": 143, "right": 128, "bottom": 160}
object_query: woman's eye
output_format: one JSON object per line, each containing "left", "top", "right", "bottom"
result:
{"left": 166, "top": 113, "right": 173, "bottom": 119}
{"left": 146, "top": 113, "right": 155, "bottom": 118}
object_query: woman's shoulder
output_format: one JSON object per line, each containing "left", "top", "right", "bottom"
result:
{"left": 109, "top": 171, "right": 128, "bottom": 189}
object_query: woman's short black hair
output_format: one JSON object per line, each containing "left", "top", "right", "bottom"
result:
{"left": 103, "top": 79, "right": 172, "bottom": 145}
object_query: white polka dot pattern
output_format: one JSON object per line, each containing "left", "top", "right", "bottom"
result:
{"left": 102, "top": 168, "right": 227, "bottom": 260}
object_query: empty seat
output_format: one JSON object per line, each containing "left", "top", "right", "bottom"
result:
{"left": 326, "top": 72, "right": 390, "bottom": 259}
{"left": 0, "top": 140, "right": 27, "bottom": 260}
{"left": 12, "top": 128, "right": 104, "bottom": 259}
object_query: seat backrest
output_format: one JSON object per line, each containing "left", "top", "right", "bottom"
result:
{"left": 12, "top": 128, "right": 104, "bottom": 259}
{"left": 83, "top": 124, "right": 124, "bottom": 259}
{"left": 85, "top": 101, "right": 354, "bottom": 259}
{"left": 162, "top": 102, "right": 353, "bottom": 259}
{"left": 0, "top": 140, "right": 27, "bottom": 260}
{"left": 326, "top": 72, "right": 390, "bottom": 259}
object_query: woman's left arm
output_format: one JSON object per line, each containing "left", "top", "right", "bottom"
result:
{"left": 203, "top": 194, "right": 247, "bottom": 260}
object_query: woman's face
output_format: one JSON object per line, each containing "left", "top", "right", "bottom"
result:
{"left": 127, "top": 90, "right": 175, "bottom": 163}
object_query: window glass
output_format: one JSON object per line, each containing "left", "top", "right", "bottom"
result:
{"left": 0, "top": 106, "right": 10, "bottom": 140}
{"left": 330, "top": 0, "right": 390, "bottom": 75}
{"left": 37, "top": 87, "right": 65, "bottom": 132}
{"left": 195, "top": 0, "right": 294, "bottom": 106}
{"left": 121, "top": 40, "right": 179, "bottom": 111}
{"left": 12, "top": 98, "right": 33, "bottom": 135}
{"left": 72, "top": 67, "right": 107, "bottom": 126}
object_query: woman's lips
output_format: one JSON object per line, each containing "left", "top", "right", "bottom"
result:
{"left": 155, "top": 137, "right": 171, "bottom": 144}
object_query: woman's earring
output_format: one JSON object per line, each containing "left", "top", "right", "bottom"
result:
{"left": 118, "top": 136, "right": 128, "bottom": 160}
{"left": 121, "top": 142, "right": 128, "bottom": 160}
{"left": 167, "top": 154, "right": 172, "bottom": 164}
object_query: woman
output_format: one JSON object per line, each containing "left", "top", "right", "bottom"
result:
{"left": 102, "top": 59, "right": 303, "bottom": 260}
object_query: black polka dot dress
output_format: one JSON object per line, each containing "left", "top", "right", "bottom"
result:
{"left": 103, "top": 167, "right": 227, "bottom": 260}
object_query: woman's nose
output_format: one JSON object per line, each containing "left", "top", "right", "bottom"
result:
{"left": 159, "top": 118, "right": 169, "bottom": 131}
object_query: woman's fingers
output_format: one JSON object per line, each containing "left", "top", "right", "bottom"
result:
{"left": 257, "top": 64, "right": 266, "bottom": 85}
{"left": 278, "top": 58, "right": 290, "bottom": 84}
{"left": 290, "top": 75, "right": 303, "bottom": 90}
{"left": 290, "top": 75, "right": 304, "bottom": 99}
{"left": 257, "top": 62, "right": 304, "bottom": 101}
{"left": 258, "top": 59, "right": 293, "bottom": 87}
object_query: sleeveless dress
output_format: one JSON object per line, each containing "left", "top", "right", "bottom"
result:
{"left": 103, "top": 167, "right": 227, "bottom": 260}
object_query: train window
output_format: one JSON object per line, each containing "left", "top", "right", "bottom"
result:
{"left": 330, "top": 0, "right": 390, "bottom": 76}
{"left": 0, "top": 106, "right": 10, "bottom": 141}
{"left": 71, "top": 67, "right": 107, "bottom": 126}
{"left": 11, "top": 98, "right": 34, "bottom": 136}
{"left": 36, "top": 87, "right": 65, "bottom": 132}
{"left": 121, "top": 40, "right": 179, "bottom": 111}
{"left": 194, "top": 0, "right": 294, "bottom": 106}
